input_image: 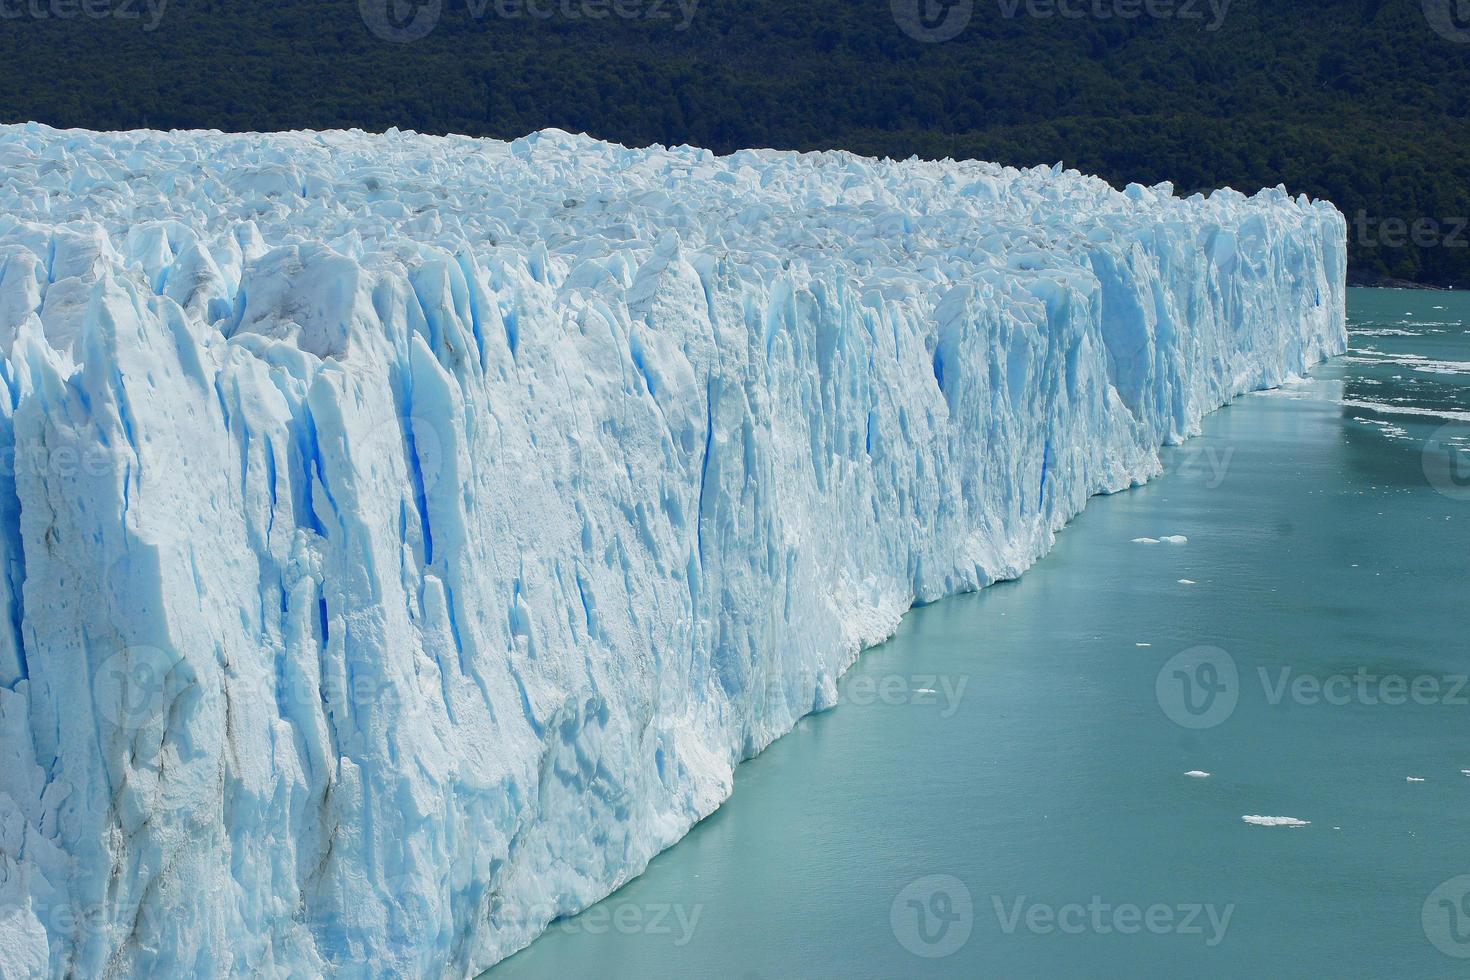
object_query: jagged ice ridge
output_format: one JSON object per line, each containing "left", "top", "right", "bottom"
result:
{"left": 0, "top": 124, "right": 1346, "bottom": 977}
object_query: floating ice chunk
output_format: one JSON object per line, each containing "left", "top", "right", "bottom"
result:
{"left": 1407, "top": 776, "right": 1426, "bottom": 783}
{"left": 1160, "top": 535, "right": 1189, "bottom": 545}
{"left": 1339, "top": 400, "right": 1470, "bottom": 422}
{"left": 1341, "top": 351, "right": 1470, "bottom": 376}
{"left": 1184, "top": 771, "right": 1211, "bottom": 779}
{"left": 1254, "top": 386, "right": 1317, "bottom": 400}
{"left": 1178, "top": 579, "right": 1197, "bottom": 585}
{"left": 1242, "top": 816, "right": 1311, "bottom": 827}
{"left": 1133, "top": 537, "right": 1161, "bottom": 545}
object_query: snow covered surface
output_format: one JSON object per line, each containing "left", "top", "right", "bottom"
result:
{"left": 1242, "top": 816, "right": 1312, "bottom": 828}
{"left": 0, "top": 124, "right": 1346, "bottom": 977}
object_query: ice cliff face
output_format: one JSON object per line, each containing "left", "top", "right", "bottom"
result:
{"left": 0, "top": 124, "right": 1345, "bottom": 977}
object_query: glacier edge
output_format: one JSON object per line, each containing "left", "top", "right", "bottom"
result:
{"left": 0, "top": 124, "right": 1346, "bottom": 978}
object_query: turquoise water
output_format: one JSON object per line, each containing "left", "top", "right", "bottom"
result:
{"left": 490, "top": 288, "right": 1470, "bottom": 978}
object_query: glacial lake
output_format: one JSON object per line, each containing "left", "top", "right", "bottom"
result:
{"left": 490, "top": 288, "right": 1470, "bottom": 978}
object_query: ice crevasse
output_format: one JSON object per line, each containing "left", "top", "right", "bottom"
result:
{"left": 0, "top": 124, "right": 1345, "bottom": 977}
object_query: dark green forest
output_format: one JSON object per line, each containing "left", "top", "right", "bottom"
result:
{"left": 2, "top": 0, "right": 1467, "bottom": 285}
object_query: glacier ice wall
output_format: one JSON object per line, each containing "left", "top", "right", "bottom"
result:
{"left": 0, "top": 124, "right": 1345, "bottom": 977}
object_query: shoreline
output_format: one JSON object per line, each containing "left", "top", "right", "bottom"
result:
{"left": 1347, "top": 276, "right": 1463, "bottom": 292}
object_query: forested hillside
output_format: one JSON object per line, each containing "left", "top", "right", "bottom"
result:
{"left": 2, "top": 0, "right": 1466, "bottom": 284}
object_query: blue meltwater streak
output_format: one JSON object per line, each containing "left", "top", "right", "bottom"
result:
{"left": 1039, "top": 436, "right": 1051, "bottom": 512}
{"left": 489, "top": 288, "right": 1470, "bottom": 978}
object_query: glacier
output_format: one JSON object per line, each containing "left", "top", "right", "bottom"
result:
{"left": 0, "top": 123, "right": 1345, "bottom": 978}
